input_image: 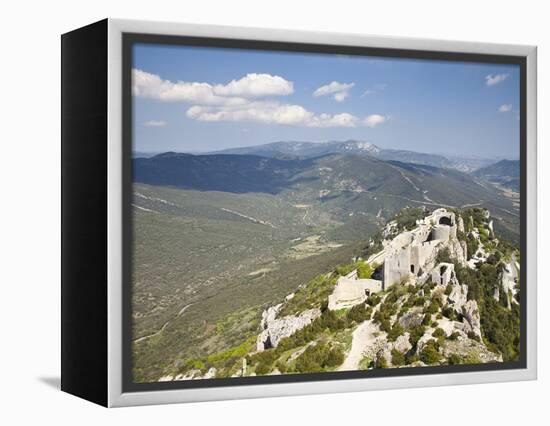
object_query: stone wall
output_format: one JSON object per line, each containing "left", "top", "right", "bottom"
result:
{"left": 328, "top": 273, "right": 383, "bottom": 310}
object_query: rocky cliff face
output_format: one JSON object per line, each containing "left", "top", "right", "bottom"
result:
{"left": 246, "top": 208, "right": 509, "bottom": 373}
{"left": 256, "top": 305, "right": 321, "bottom": 351}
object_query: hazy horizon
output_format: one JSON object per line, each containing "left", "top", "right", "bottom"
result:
{"left": 133, "top": 139, "right": 518, "bottom": 161}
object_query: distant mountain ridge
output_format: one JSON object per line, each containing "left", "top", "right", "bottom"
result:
{"left": 134, "top": 151, "right": 516, "bottom": 216}
{"left": 205, "top": 140, "right": 495, "bottom": 172}
{"left": 473, "top": 159, "right": 520, "bottom": 191}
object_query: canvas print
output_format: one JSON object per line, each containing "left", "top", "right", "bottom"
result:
{"left": 129, "top": 43, "right": 521, "bottom": 384}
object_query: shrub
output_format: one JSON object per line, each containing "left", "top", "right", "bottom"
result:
{"left": 325, "top": 347, "right": 345, "bottom": 367}
{"left": 425, "top": 299, "right": 440, "bottom": 315}
{"left": 373, "top": 310, "right": 392, "bottom": 333}
{"left": 184, "top": 358, "right": 206, "bottom": 372}
{"left": 420, "top": 340, "right": 442, "bottom": 365}
{"left": 357, "top": 261, "right": 375, "bottom": 279}
{"left": 405, "top": 353, "right": 419, "bottom": 365}
{"left": 467, "top": 331, "right": 481, "bottom": 342}
{"left": 294, "top": 343, "right": 345, "bottom": 373}
{"left": 421, "top": 314, "right": 432, "bottom": 327}
{"left": 367, "top": 293, "right": 381, "bottom": 306}
{"left": 347, "top": 303, "right": 372, "bottom": 324}
{"left": 335, "top": 263, "right": 355, "bottom": 276}
{"left": 444, "top": 283, "right": 453, "bottom": 296}
{"left": 448, "top": 354, "right": 462, "bottom": 365}
{"left": 409, "top": 325, "right": 426, "bottom": 348}
{"left": 449, "top": 331, "right": 460, "bottom": 341}
{"left": 255, "top": 361, "right": 272, "bottom": 375}
{"left": 375, "top": 356, "right": 388, "bottom": 369}
{"left": 436, "top": 248, "right": 452, "bottom": 264}
{"left": 275, "top": 361, "right": 287, "bottom": 374}
{"left": 391, "top": 349, "right": 405, "bottom": 366}
{"left": 392, "top": 207, "right": 426, "bottom": 231}
{"left": 387, "top": 323, "right": 405, "bottom": 342}
{"left": 432, "top": 328, "right": 445, "bottom": 338}
{"left": 414, "top": 295, "right": 427, "bottom": 307}
{"left": 441, "top": 305, "right": 456, "bottom": 320}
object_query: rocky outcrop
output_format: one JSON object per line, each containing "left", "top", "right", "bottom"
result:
{"left": 442, "top": 337, "right": 502, "bottom": 363}
{"left": 246, "top": 207, "right": 507, "bottom": 376}
{"left": 457, "top": 215, "right": 465, "bottom": 233}
{"left": 159, "top": 367, "right": 215, "bottom": 382}
{"left": 462, "top": 300, "right": 482, "bottom": 338}
{"left": 448, "top": 282, "right": 468, "bottom": 312}
{"left": 203, "top": 367, "right": 217, "bottom": 379}
{"left": 443, "top": 237, "right": 467, "bottom": 266}
{"left": 393, "top": 333, "right": 412, "bottom": 353}
{"left": 398, "top": 309, "right": 424, "bottom": 329}
{"left": 256, "top": 307, "right": 321, "bottom": 351}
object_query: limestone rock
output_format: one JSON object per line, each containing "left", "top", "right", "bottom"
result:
{"left": 416, "top": 333, "right": 437, "bottom": 354}
{"left": 448, "top": 283, "right": 468, "bottom": 312}
{"left": 203, "top": 367, "right": 217, "bottom": 379}
{"left": 260, "top": 303, "right": 283, "bottom": 331}
{"left": 393, "top": 332, "right": 412, "bottom": 353}
{"left": 462, "top": 300, "right": 481, "bottom": 338}
{"left": 442, "top": 337, "right": 502, "bottom": 363}
{"left": 172, "top": 369, "right": 202, "bottom": 381}
{"left": 457, "top": 215, "right": 465, "bottom": 233}
{"left": 443, "top": 238, "right": 467, "bottom": 266}
{"left": 256, "top": 308, "right": 321, "bottom": 351}
{"left": 398, "top": 309, "right": 424, "bottom": 329}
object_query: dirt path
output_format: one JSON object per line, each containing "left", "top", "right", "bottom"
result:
{"left": 338, "top": 320, "right": 379, "bottom": 371}
{"left": 134, "top": 302, "right": 195, "bottom": 344}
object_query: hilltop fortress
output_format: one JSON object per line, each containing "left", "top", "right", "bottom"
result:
{"left": 328, "top": 208, "right": 467, "bottom": 310}
{"left": 164, "top": 205, "right": 514, "bottom": 381}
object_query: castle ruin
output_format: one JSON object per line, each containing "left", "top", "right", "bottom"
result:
{"left": 328, "top": 208, "right": 466, "bottom": 311}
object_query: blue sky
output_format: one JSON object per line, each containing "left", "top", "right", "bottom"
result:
{"left": 132, "top": 43, "right": 520, "bottom": 159}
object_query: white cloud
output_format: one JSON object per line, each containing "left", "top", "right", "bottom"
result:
{"left": 313, "top": 81, "right": 355, "bottom": 102}
{"left": 134, "top": 69, "right": 386, "bottom": 129}
{"left": 187, "top": 102, "right": 386, "bottom": 129}
{"left": 363, "top": 114, "right": 387, "bottom": 128}
{"left": 133, "top": 69, "right": 240, "bottom": 105}
{"left": 144, "top": 120, "right": 167, "bottom": 127}
{"left": 212, "top": 73, "right": 293, "bottom": 97}
{"left": 333, "top": 92, "right": 349, "bottom": 102}
{"left": 309, "top": 112, "right": 359, "bottom": 128}
{"left": 187, "top": 102, "right": 314, "bottom": 126}
{"left": 132, "top": 69, "right": 292, "bottom": 105}
{"left": 498, "top": 104, "right": 512, "bottom": 113}
{"left": 486, "top": 73, "right": 509, "bottom": 86}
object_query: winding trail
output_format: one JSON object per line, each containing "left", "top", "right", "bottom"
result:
{"left": 338, "top": 320, "right": 379, "bottom": 371}
{"left": 221, "top": 208, "right": 277, "bottom": 228}
{"left": 133, "top": 302, "right": 195, "bottom": 344}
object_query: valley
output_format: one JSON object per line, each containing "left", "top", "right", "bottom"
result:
{"left": 130, "top": 148, "right": 520, "bottom": 382}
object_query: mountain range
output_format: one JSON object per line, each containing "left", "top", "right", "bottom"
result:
{"left": 204, "top": 140, "right": 499, "bottom": 173}
{"left": 134, "top": 150, "right": 519, "bottom": 242}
